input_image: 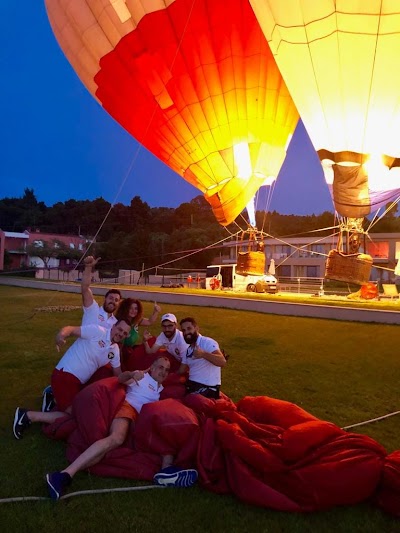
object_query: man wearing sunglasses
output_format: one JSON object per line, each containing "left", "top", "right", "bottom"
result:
{"left": 143, "top": 313, "right": 189, "bottom": 362}
{"left": 178, "top": 317, "right": 226, "bottom": 399}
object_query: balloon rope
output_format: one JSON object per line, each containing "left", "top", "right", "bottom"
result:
{"left": 366, "top": 209, "right": 382, "bottom": 233}
{"left": 0, "top": 484, "right": 165, "bottom": 504}
{"left": 259, "top": 230, "right": 341, "bottom": 269}
{"left": 138, "top": 230, "right": 242, "bottom": 274}
{"left": 264, "top": 224, "right": 339, "bottom": 238}
{"left": 259, "top": 181, "right": 277, "bottom": 234}
{"left": 367, "top": 197, "right": 400, "bottom": 232}
{"left": 341, "top": 410, "right": 400, "bottom": 430}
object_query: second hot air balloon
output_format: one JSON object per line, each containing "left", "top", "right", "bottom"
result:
{"left": 250, "top": 0, "right": 400, "bottom": 284}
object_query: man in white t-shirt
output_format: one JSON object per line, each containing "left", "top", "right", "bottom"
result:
{"left": 41, "top": 255, "right": 122, "bottom": 413}
{"left": 143, "top": 313, "right": 189, "bottom": 362}
{"left": 178, "top": 317, "right": 227, "bottom": 399}
{"left": 81, "top": 255, "right": 122, "bottom": 328}
{"left": 44, "top": 356, "right": 198, "bottom": 500}
{"left": 13, "top": 319, "right": 131, "bottom": 440}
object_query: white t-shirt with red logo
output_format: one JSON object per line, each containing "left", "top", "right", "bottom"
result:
{"left": 56, "top": 325, "right": 120, "bottom": 384}
{"left": 125, "top": 372, "right": 163, "bottom": 413}
{"left": 155, "top": 330, "right": 189, "bottom": 362}
{"left": 82, "top": 300, "right": 117, "bottom": 329}
{"left": 181, "top": 334, "right": 221, "bottom": 385}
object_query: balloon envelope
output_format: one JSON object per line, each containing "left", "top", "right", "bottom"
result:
{"left": 45, "top": 0, "right": 298, "bottom": 225}
{"left": 250, "top": 0, "right": 400, "bottom": 218}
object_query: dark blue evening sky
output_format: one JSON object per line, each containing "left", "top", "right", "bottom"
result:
{"left": 0, "top": 2, "right": 333, "bottom": 216}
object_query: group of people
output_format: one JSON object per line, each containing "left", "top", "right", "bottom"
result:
{"left": 13, "top": 256, "right": 227, "bottom": 500}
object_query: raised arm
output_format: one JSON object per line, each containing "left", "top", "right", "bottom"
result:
{"left": 140, "top": 302, "right": 161, "bottom": 326}
{"left": 142, "top": 330, "right": 161, "bottom": 354}
{"left": 81, "top": 256, "right": 100, "bottom": 308}
{"left": 55, "top": 326, "right": 82, "bottom": 351}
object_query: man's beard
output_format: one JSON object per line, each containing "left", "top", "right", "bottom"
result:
{"left": 104, "top": 302, "right": 115, "bottom": 313}
{"left": 184, "top": 331, "right": 198, "bottom": 345}
{"left": 164, "top": 329, "right": 175, "bottom": 339}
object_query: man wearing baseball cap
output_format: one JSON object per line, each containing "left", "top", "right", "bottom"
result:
{"left": 143, "top": 313, "right": 189, "bottom": 362}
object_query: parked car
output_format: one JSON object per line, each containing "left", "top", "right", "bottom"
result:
{"left": 206, "top": 264, "right": 277, "bottom": 293}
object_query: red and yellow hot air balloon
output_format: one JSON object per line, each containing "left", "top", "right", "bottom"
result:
{"left": 44, "top": 0, "right": 298, "bottom": 226}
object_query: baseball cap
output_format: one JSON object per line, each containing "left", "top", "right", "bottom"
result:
{"left": 161, "top": 313, "right": 177, "bottom": 324}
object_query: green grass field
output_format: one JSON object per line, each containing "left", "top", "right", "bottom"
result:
{"left": 1, "top": 286, "right": 399, "bottom": 532}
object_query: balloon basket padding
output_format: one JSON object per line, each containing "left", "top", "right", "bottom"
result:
{"left": 236, "top": 251, "right": 265, "bottom": 276}
{"left": 324, "top": 250, "right": 373, "bottom": 285}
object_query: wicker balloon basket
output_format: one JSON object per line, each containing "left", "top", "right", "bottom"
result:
{"left": 236, "top": 251, "right": 265, "bottom": 276}
{"left": 324, "top": 250, "right": 373, "bottom": 285}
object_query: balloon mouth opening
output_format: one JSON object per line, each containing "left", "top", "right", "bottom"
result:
{"left": 322, "top": 153, "right": 400, "bottom": 198}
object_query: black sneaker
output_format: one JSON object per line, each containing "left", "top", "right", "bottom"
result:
{"left": 41, "top": 385, "right": 55, "bottom": 412}
{"left": 46, "top": 471, "right": 72, "bottom": 500}
{"left": 13, "top": 408, "right": 31, "bottom": 440}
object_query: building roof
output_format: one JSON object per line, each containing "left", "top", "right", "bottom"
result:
{"left": 4, "top": 232, "right": 29, "bottom": 239}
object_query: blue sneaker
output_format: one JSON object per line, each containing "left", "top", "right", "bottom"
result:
{"left": 13, "top": 408, "right": 31, "bottom": 440}
{"left": 42, "top": 385, "right": 55, "bottom": 412}
{"left": 46, "top": 472, "right": 72, "bottom": 500}
{"left": 153, "top": 466, "right": 198, "bottom": 488}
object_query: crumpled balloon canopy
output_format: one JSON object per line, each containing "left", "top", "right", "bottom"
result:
{"left": 45, "top": 0, "right": 298, "bottom": 225}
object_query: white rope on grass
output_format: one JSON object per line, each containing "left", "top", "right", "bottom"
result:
{"left": 0, "top": 496, "right": 48, "bottom": 503}
{"left": 60, "top": 484, "right": 165, "bottom": 500}
{"left": 341, "top": 410, "right": 400, "bottom": 430}
{"left": 0, "top": 484, "right": 164, "bottom": 504}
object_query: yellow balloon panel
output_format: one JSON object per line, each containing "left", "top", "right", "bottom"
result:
{"left": 250, "top": 0, "right": 400, "bottom": 158}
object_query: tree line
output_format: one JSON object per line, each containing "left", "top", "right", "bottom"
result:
{"left": 1, "top": 189, "right": 398, "bottom": 274}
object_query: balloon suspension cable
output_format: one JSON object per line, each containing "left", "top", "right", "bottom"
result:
{"left": 232, "top": 217, "right": 247, "bottom": 233}
{"left": 254, "top": 179, "right": 277, "bottom": 234}
{"left": 367, "top": 197, "right": 400, "bottom": 233}
{"left": 238, "top": 211, "right": 251, "bottom": 228}
{"left": 251, "top": 205, "right": 339, "bottom": 246}
{"left": 269, "top": 223, "right": 340, "bottom": 239}
{"left": 260, "top": 229, "right": 341, "bottom": 269}
{"left": 266, "top": 181, "right": 277, "bottom": 230}
{"left": 223, "top": 225, "right": 239, "bottom": 237}
{"left": 366, "top": 209, "right": 382, "bottom": 233}
{"left": 134, "top": 230, "right": 243, "bottom": 276}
